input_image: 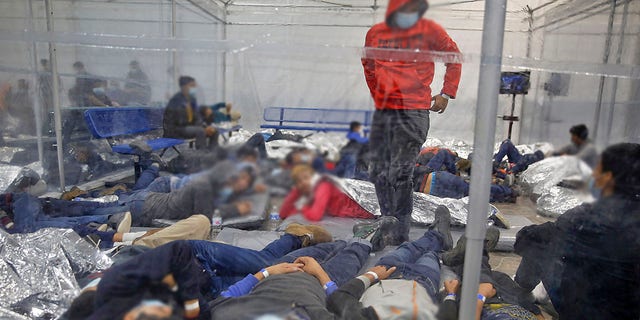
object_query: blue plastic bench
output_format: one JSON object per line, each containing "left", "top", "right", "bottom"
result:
{"left": 84, "top": 107, "right": 185, "bottom": 178}
{"left": 260, "top": 107, "right": 373, "bottom": 133}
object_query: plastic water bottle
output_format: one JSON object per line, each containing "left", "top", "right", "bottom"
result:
{"left": 266, "top": 208, "right": 281, "bottom": 231}
{"left": 210, "top": 211, "right": 223, "bottom": 240}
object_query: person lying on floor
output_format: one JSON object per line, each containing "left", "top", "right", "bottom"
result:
{"left": 65, "top": 223, "right": 332, "bottom": 320}
{"left": 206, "top": 216, "right": 398, "bottom": 320}
{"left": 75, "top": 214, "right": 212, "bottom": 249}
{"left": 0, "top": 192, "right": 131, "bottom": 233}
{"left": 413, "top": 147, "right": 467, "bottom": 189}
{"left": 513, "top": 142, "right": 640, "bottom": 320}
{"left": 493, "top": 139, "right": 545, "bottom": 177}
{"left": 326, "top": 206, "right": 453, "bottom": 320}
{"left": 441, "top": 227, "right": 544, "bottom": 320}
{"left": 279, "top": 164, "right": 376, "bottom": 221}
{"left": 416, "top": 170, "right": 519, "bottom": 203}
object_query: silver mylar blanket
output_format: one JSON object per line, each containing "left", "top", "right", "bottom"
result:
{"left": 519, "top": 156, "right": 594, "bottom": 217}
{"left": 0, "top": 228, "right": 112, "bottom": 319}
{"left": 329, "top": 177, "right": 499, "bottom": 226}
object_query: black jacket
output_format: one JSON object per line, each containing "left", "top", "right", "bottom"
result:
{"left": 163, "top": 92, "right": 203, "bottom": 138}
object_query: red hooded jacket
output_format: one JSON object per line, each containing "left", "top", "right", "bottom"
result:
{"left": 362, "top": 0, "right": 462, "bottom": 110}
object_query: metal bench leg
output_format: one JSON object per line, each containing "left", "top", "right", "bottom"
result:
{"left": 159, "top": 148, "right": 167, "bottom": 157}
{"left": 172, "top": 146, "right": 181, "bottom": 154}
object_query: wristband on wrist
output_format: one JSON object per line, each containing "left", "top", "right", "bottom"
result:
{"left": 444, "top": 293, "right": 457, "bottom": 302}
{"left": 477, "top": 293, "right": 486, "bottom": 303}
{"left": 260, "top": 268, "right": 269, "bottom": 279}
{"left": 440, "top": 93, "right": 452, "bottom": 100}
{"left": 184, "top": 300, "right": 199, "bottom": 311}
{"left": 323, "top": 281, "right": 336, "bottom": 291}
{"left": 365, "top": 271, "right": 379, "bottom": 281}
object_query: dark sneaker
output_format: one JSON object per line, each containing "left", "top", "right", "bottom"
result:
{"left": 429, "top": 205, "right": 453, "bottom": 250}
{"left": 284, "top": 223, "right": 332, "bottom": 247}
{"left": 442, "top": 226, "right": 501, "bottom": 266}
{"left": 108, "top": 212, "right": 132, "bottom": 233}
{"left": 353, "top": 216, "right": 399, "bottom": 252}
{"left": 61, "top": 186, "right": 88, "bottom": 201}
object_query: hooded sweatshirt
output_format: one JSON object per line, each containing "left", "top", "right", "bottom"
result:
{"left": 362, "top": 0, "right": 462, "bottom": 110}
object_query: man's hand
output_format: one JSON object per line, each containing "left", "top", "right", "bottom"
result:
{"left": 478, "top": 283, "right": 497, "bottom": 299}
{"left": 431, "top": 95, "right": 449, "bottom": 114}
{"left": 225, "top": 103, "right": 232, "bottom": 113}
{"left": 295, "top": 256, "right": 332, "bottom": 285}
{"left": 235, "top": 201, "right": 252, "bottom": 216}
{"left": 444, "top": 279, "right": 460, "bottom": 294}
{"left": 265, "top": 263, "right": 304, "bottom": 277}
{"left": 366, "top": 266, "right": 396, "bottom": 282}
{"left": 205, "top": 126, "right": 217, "bottom": 137}
{"left": 254, "top": 183, "right": 267, "bottom": 193}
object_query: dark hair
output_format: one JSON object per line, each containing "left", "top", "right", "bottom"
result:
{"left": 570, "top": 124, "right": 588, "bottom": 141}
{"left": 135, "top": 314, "right": 182, "bottom": 320}
{"left": 237, "top": 145, "right": 258, "bottom": 160}
{"left": 178, "top": 76, "right": 195, "bottom": 87}
{"left": 600, "top": 143, "right": 640, "bottom": 198}
{"left": 349, "top": 121, "right": 362, "bottom": 132}
{"left": 40, "top": 59, "right": 49, "bottom": 66}
{"left": 73, "top": 61, "right": 84, "bottom": 69}
{"left": 67, "top": 290, "right": 97, "bottom": 320}
{"left": 130, "top": 60, "right": 140, "bottom": 67}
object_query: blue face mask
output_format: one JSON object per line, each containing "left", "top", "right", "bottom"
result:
{"left": 92, "top": 87, "right": 105, "bottom": 95}
{"left": 394, "top": 11, "right": 420, "bottom": 29}
{"left": 588, "top": 177, "right": 602, "bottom": 200}
{"left": 188, "top": 87, "right": 198, "bottom": 96}
{"left": 218, "top": 187, "right": 233, "bottom": 202}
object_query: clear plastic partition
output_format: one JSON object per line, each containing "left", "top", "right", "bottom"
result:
{"left": 0, "top": 0, "right": 639, "bottom": 319}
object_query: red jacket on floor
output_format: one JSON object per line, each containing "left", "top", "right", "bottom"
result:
{"left": 362, "top": 0, "right": 462, "bottom": 110}
{"left": 279, "top": 180, "right": 375, "bottom": 222}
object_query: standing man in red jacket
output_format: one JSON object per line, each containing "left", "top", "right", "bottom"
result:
{"left": 362, "top": 0, "right": 461, "bottom": 244}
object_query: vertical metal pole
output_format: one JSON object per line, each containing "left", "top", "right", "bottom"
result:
{"left": 604, "top": 0, "right": 629, "bottom": 144}
{"left": 459, "top": 1, "right": 507, "bottom": 319}
{"left": 221, "top": 4, "right": 228, "bottom": 102}
{"left": 27, "top": 0, "right": 44, "bottom": 163}
{"left": 592, "top": 0, "right": 617, "bottom": 142}
{"left": 171, "top": 0, "right": 178, "bottom": 90}
{"left": 45, "top": 0, "right": 65, "bottom": 191}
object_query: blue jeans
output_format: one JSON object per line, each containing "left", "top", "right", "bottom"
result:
{"left": 132, "top": 166, "right": 161, "bottom": 191}
{"left": 494, "top": 139, "right": 523, "bottom": 164}
{"left": 335, "top": 153, "right": 358, "bottom": 179}
{"left": 370, "top": 109, "right": 430, "bottom": 243}
{"left": 430, "top": 171, "right": 469, "bottom": 199}
{"left": 5, "top": 193, "right": 111, "bottom": 233}
{"left": 427, "top": 149, "right": 457, "bottom": 174}
{"left": 431, "top": 172, "right": 513, "bottom": 202}
{"left": 189, "top": 234, "right": 302, "bottom": 296}
{"left": 277, "top": 240, "right": 371, "bottom": 286}
{"left": 511, "top": 151, "right": 545, "bottom": 174}
{"left": 377, "top": 230, "right": 443, "bottom": 301}
{"left": 244, "top": 133, "right": 268, "bottom": 159}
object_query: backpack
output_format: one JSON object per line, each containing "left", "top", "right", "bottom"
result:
{"left": 360, "top": 279, "right": 438, "bottom": 320}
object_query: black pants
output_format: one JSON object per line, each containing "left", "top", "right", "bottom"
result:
{"left": 369, "top": 109, "right": 429, "bottom": 243}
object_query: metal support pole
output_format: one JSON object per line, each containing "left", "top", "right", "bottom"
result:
{"left": 27, "top": 0, "right": 44, "bottom": 163}
{"left": 221, "top": 4, "right": 228, "bottom": 102}
{"left": 603, "top": 0, "right": 629, "bottom": 144}
{"left": 459, "top": 1, "right": 507, "bottom": 319}
{"left": 44, "top": 0, "right": 65, "bottom": 191}
{"left": 172, "top": 0, "right": 178, "bottom": 89}
{"left": 593, "top": 0, "right": 617, "bottom": 141}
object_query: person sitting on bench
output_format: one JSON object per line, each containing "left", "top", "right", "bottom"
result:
{"left": 335, "top": 121, "right": 371, "bottom": 180}
{"left": 280, "top": 165, "right": 376, "bottom": 221}
{"left": 200, "top": 102, "right": 242, "bottom": 124}
{"left": 65, "top": 223, "right": 333, "bottom": 320}
{"left": 163, "top": 76, "right": 218, "bottom": 150}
